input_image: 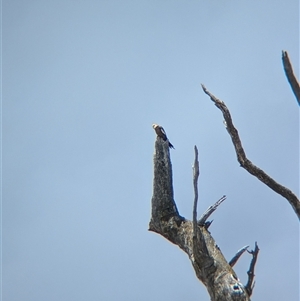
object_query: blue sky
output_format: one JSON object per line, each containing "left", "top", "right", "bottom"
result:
{"left": 2, "top": 1, "right": 299, "bottom": 300}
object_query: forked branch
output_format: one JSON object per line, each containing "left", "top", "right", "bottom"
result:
{"left": 245, "top": 242, "right": 259, "bottom": 297}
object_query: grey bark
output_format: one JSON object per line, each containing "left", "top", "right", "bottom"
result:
{"left": 149, "top": 139, "right": 253, "bottom": 301}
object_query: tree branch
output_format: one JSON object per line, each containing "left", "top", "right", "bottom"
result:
{"left": 245, "top": 242, "right": 259, "bottom": 297}
{"left": 192, "top": 145, "right": 200, "bottom": 260}
{"left": 282, "top": 50, "right": 300, "bottom": 105}
{"left": 193, "top": 146, "right": 200, "bottom": 234}
{"left": 201, "top": 84, "right": 300, "bottom": 220}
{"left": 198, "top": 195, "right": 226, "bottom": 226}
{"left": 229, "top": 245, "right": 249, "bottom": 267}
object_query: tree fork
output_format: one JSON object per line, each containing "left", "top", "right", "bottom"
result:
{"left": 149, "top": 138, "right": 256, "bottom": 301}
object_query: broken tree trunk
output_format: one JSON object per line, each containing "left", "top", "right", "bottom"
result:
{"left": 149, "top": 138, "right": 256, "bottom": 301}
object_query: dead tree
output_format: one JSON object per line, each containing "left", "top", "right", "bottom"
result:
{"left": 148, "top": 51, "right": 299, "bottom": 300}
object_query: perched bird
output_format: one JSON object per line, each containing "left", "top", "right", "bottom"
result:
{"left": 152, "top": 124, "right": 175, "bottom": 149}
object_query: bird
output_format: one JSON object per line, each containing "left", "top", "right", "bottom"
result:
{"left": 152, "top": 124, "right": 175, "bottom": 149}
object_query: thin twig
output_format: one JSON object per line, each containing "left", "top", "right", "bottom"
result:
{"left": 198, "top": 195, "right": 226, "bottom": 225}
{"left": 245, "top": 242, "right": 259, "bottom": 297}
{"left": 229, "top": 245, "right": 249, "bottom": 267}
{"left": 193, "top": 146, "right": 200, "bottom": 237}
{"left": 282, "top": 50, "right": 300, "bottom": 105}
{"left": 201, "top": 84, "right": 300, "bottom": 220}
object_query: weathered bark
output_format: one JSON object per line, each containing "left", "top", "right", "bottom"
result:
{"left": 149, "top": 138, "right": 253, "bottom": 301}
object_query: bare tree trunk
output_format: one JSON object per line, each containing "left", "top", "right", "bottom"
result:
{"left": 149, "top": 139, "right": 256, "bottom": 301}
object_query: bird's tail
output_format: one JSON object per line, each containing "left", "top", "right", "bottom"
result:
{"left": 169, "top": 142, "right": 175, "bottom": 149}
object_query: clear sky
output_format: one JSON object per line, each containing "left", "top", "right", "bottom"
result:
{"left": 2, "top": 1, "right": 299, "bottom": 300}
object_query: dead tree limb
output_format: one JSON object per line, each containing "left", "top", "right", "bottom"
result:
{"left": 245, "top": 242, "right": 259, "bottom": 297}
{"left": 282, "top": 50, "right": 300, "bottom": 105}
{"left": 149, "top": 138, "right": 252, "bottom": 301}
{"left": 198, "top": 195, "right": 226, "bottom": 226}
{"left": 229, "top": 246, "right": 249, "bottom": 267}
{"left": 201, "top": 85, "right": 300, "bottom": 220}
{"left": 192, "top": 146, "right": 200, "bottom": 257}
{"left": 193, "top": 145, "right": 200, "bottom": 232}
